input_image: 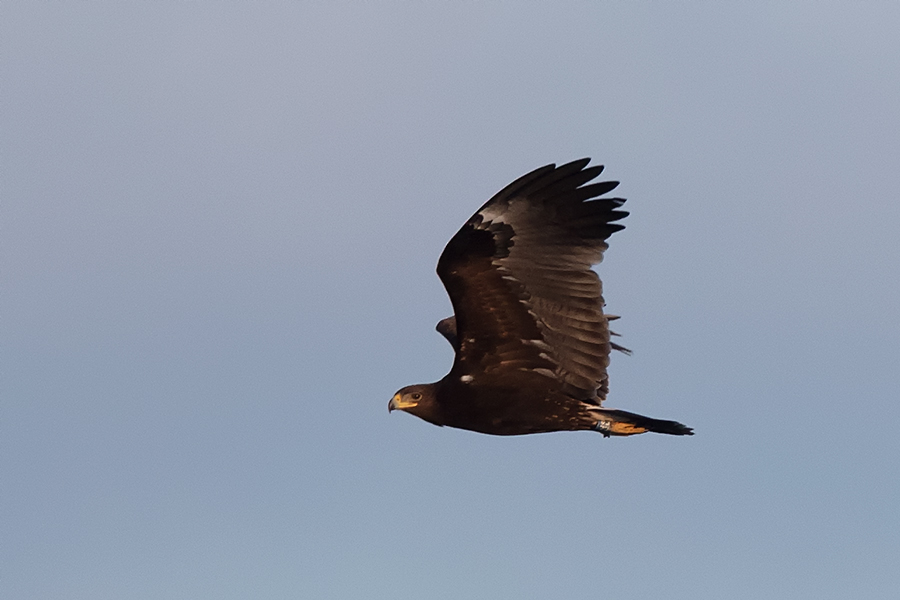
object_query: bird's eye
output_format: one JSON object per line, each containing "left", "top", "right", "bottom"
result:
{"left": 411, "top": 393, "right": 422, "bottom": 400}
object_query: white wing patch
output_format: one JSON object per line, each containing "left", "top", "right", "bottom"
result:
{"left": 524, "top": 339, "right": 553, "bottom": 352}
{"left": 529, "top": 368, "right": 556, "bottom": 378}
{"left": 478, "top": 204, "right": 507, "bottom": 224}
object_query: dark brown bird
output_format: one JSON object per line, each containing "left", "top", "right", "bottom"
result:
{"left": 389, "top": 159, "right": 693, "bottom": 437}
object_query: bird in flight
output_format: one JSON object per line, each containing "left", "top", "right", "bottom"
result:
{"left": 389, "top": 159, "right": 693, "bottom": 438}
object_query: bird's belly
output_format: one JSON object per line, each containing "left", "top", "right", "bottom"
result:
{"left": 440, "top": 392, "right": 591, "bottom": 436}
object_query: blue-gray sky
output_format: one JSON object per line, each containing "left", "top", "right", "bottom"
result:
{"left": 3, "top": 3, "right": 899, "bottom": 599}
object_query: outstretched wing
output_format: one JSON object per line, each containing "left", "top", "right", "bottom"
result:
{"left": 436, "top": 159, "right": 628, "bottom": 401}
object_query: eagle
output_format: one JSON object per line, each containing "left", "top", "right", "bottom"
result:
{"left": 389, "top": 159, "right": 693, "bottom": 437}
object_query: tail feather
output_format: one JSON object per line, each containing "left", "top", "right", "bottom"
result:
{"left": 592, "top": 408, "right": 694, "bottom": 437}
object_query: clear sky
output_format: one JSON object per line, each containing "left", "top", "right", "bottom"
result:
{"left": 3, "top": 3, "right": 899, "bottom": 599}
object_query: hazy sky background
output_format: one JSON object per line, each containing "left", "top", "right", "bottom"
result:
{"left": 3, "top": 3, "right": 899, "bottom": 599}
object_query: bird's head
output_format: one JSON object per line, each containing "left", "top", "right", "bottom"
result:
{"left": 388, "top": 384, "right": 441, "bottom": 424}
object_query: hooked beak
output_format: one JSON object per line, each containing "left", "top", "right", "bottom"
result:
{"left": 388, "top": 393, "right": 418, "bottom": 413}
